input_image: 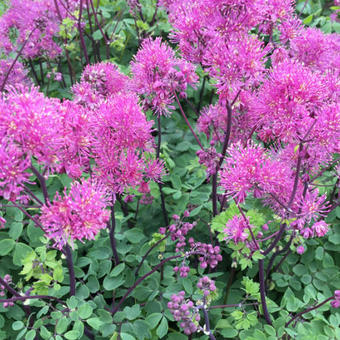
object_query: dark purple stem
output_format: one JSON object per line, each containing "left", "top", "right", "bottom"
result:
{"left": 78, "top": 0, "right": 90, "bottom": 65}
{"left": 112, "top": 255, "right": 182, "bottom": 315}
{"left": 173, "top": 90, "right": 204, "bottom": 150}
{"left": 212, "top": 102, "right": 233, "bottom": 216}
{"left": 156, "top": 115, "right": 169, "bottom": 226}
{"left": 135, "top": 233, "right": 170, "bottom": 276}
{"left": 0, "top": 28, "right": 37, "bottom": 92}
{"left": 65, "top": 245, "right": 76, "bottom": 296}
{"left": 286, "top": 296, "right": 334, "bottom": 327}
{"left": 258, "top": 259, "right": 272, "bottom": 325}
{"left": 202, "top": 297, "right": 216, "bottom": 340}
{"left": 109, "top": 203, "right": 120, "bottom": 265}
{"left": 209, "top": 302, "right": 258, "bottom": 310}
{"left": 30, "top": 165, "right": 50, "bottom": 205}
{"left": 0, "top": 295, "right": 66, "bottom": 305}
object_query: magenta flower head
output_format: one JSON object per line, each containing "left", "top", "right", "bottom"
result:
{"left": 40, "top": 180, "right": 111, "bottom": 249}
{"left": 72, "top": 62, "right": 129, "bottom": 107}
{"left": 131, "top": 37, "right": 197, "bottom": 115}
{"left": 91, "top": 93, "right": 163, "bottom": 193}
{"left": 223, "top": 215, "right": 249, "bottom": 244}
{"left": 0, "top": 0, "right": 62, "bottom": 59}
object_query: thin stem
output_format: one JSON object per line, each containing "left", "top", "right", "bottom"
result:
{"left": 202, "top": 297, "right": 216, "bottom": 340}
{"left": 173, "top": 90, "right": 204, "bottom": 150}
{"left": 209, "top": 302, "right": 258, "bottom": 310}
{"left": 258, "top": 259, "right": 272, "bottom": 325}
{"left": 109, "top": 203, "right": 120, "bottom": 265}
{"left": 286, "top": 296, "right": 334, "bottom": 327}
{"left": 0, "top": 276, "right": 32, "bottom": 319}
{"left": 156, "top": 115, "right": 169, "bottom": 226}
{"left": 30, "top": 165, "right": 49, "bottom": 205}
{"left": 24, "top": 186, "right": 44, "bottom": 206}
{"left": 78, "top": 0, "right": 90, "bottom": 65}
{"left": 89, "top": 0, "right": 109, "bottom": 45}
{"left": 135, "top": 233, "right": 170, "bottom": 276}
{"left": 65, "top": 245, "right": 76, "bottom": 296}
{"left": 112, "top": 255, "right": 182, "bottom": 315}
{"left": 235, "top": 200, "right": 260, "bottom": 250}
{"left": 266, "top": 232, "right": 294, "bottom": 285}
{"left": 0, "top": 295, "right": 66, "bottom": 305}
{"left": 11, "top": 203, "right": 45, "bottom": 231}
{"left": 39, "top": 59, "right": 45, "bottom": 85}
{"left": 212, "top": 101, "right": 232, "bottom": 216}
{"left": 1, "top": 28, "right": 37, "bottom": 92}
{"left": 223, "top": 267, "right": 236, "bottom": 304}
{"left": 28, "top": 59, "right": 40, "bottom": 86}
{"left": 197, "top": 75, "right": 207, "bottom": 113}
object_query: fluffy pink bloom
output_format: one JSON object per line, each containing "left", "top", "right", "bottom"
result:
{"left": 0, "top": 87, "right": 63, "bottom": 167}
{"left": 223, "top": 215, "right": 249, "bottom": 243}
{"left": 249, "top": 60, "right": 329, "bottom": 143}
{"left": 0, "top": 59, "right": 31, "bottom": 90}
{"left": 0, "top": 0, "right": 63, "bottom": 58}
{"left": 40, "top": 180, "right": 110, "bottom": 249}
{"left": 220, "top": 142, "right": 290, "bottom": 203}
{"left": 131, "top": 37, "right": 197, "bottom": 115}
{"left": 203, "top": 32, "right": 269, "bottom": 98}
{"left": 0, "top": 140, "right": 31, "bottom": 202}
{"left": 72, "top": 62, "right": 129, "bottom": 107}
{"left": 294, "top": 190, "right": 329, "bottom": 229}
{"left": 290, "top": 27, "right": 340, "bottom": 74}
{"left": 57, "top": 100, "right": 93, "bottom": 178}
{"left": 91, "top": 93, "right": 162, "bottom": 193}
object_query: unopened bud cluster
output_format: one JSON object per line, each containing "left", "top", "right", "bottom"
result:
{"left": 331, "top": 290, "right": 340, "bottom": 308}
{"left": 168, "top": 291, "right": 200, "bottom": 335}
{"left": 197, "top": 276, "right": 216, "bottom": 297}
{"left": 0, "top": 275, "right": 14, "bottom": 307}
{"left": 189, "top": 238, "right": 222, "bottom": 269}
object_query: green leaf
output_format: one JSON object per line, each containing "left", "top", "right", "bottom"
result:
{"left": 0, "top": 239, "right": 15, "bottom": 256}
{"left": 9, "top": 222, "right": 23, "bottom": 240}
{"left": 12, "top": 321, "right": 24, "bottom": 331}
{"left": 123, "top": 305, "right": 141, "bottom": 321}
{"left": 303, "top": 14, "right": 313, "bottom": 25}
{"left": 110, "top": 263, "right": 125, "bottom": 277}
{"left": 64, "top": 330, "right": 80, "bottom": 340}
{"left": 125, "top": 229, "right": 145, "bottom": 244}
{"left": 103, "top": 276, "right": 125, "bottom": 291}
{"left": 264, "top": 325, "right": 276, "bottom": 336}
{"left": 25, "top": 330, "right": 36, "bottom": 340}
{"left": 67, "top": 296, "right": 79, "bottom": 310}
{"left": 13, "top": 243, "right": 33, "bottom": 265}
{"left": 156, "top": 317, "right": 168, "bottom": 338}
{"left": 78, "top": 304, "right": 93, "bottom": 319}
{"left": 86, "top": 318, "right": 103, "bottom": 330}
{"left": 220, "top": 328, "right": 238, "bottom": 338}
{"left": 120, "top": 333, "right": 136, "bottom": 340}
{"left": 56, "top": 317, "right": 70, "bottom": 334}
{"left": 146, "top": 313, "right": 162, "bottom": 328}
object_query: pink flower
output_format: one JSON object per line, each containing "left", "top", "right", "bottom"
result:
{"left": 223, "top": 215, "right": 249, "bottom": 243}
{"left": 72, "top": 62, "right": 129, "bottom": 107}
{"left": 40, "top": 180, "right": 111, "bottom": 249}
{"left": 131, "top": 37, "right": 197, "bottom": 115}
{"left": 0, "top": 140, "right": 31, "bottom": 202}
{"left": 296, "top": 245, "right": 305, "bottom": 254}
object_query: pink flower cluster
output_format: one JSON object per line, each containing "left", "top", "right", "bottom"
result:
{"left": 0, "top": 60, "right": 31, "bottom": 91}
{"left": 131, "top": 37, "right": 198, "bottom": 115}
{"left": 197, "top": 276, "right": 216, "bottom": 297}
{"left": 0, "top": 275, "right": 14, "bottom": 308}
{"left": 40, "top": 180, "right": 111, "bottom": 249}
{"left": 168, "top": 291, "right": 200, "bottom": 335}
{"left": 72, "top": 62, "right": 129, "bottom": 108}
{"left": 331, "top": 290, "right": 340, "bottom": 308}
{"left": 0, "top": 0, "right": 66, "bottom": 59}
{"left": 223, "top": 215, "right": 250, "bottom": 244}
